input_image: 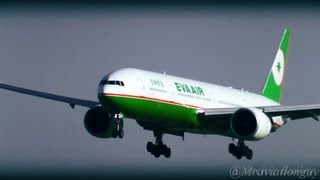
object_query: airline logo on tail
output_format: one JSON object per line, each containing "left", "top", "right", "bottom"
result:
{"left": 272, "top": 49, "right": 284, "bottom": 86}
{"left": 262, "top": 29, "right": 290, "bottom": 103}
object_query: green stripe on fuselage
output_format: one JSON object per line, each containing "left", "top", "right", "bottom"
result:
{"left": 98, "top": 94, "right": 199, "bottom": 128}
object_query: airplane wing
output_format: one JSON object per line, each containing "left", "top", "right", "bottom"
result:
{"left": 0, "top": 82, "right": 100, "bottom": 108}
{"left": 197, "top": 104, "right": 320, "bottom": 121}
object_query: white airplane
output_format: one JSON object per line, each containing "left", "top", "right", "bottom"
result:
{"left": 2, "top": 29, "right": 320, "bottom": 160}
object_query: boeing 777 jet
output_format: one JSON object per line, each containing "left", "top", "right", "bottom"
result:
{"left": 2, "top": 29, "right": 319, "bottom": 160}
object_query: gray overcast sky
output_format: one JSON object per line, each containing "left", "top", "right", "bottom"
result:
{"left": 1, "top": 5, "right": 320, "bottom": 178}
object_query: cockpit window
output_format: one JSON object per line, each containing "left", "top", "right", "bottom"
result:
{"left": 99, "top": 80, "right": 108, "bottom": 85}
{"left": 100, "top": 80, "right": 125, "bottom": 86}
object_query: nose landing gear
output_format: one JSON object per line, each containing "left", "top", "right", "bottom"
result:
{"left": 112, "top": 113, "right": 124, "bottom": 139}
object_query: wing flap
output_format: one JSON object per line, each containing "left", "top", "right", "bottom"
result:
{"left": 263, "top": 104, "right": 320, "bottom": 121}
{"left": 0, "top": 83, "right": 99, "bottom": 108}
{"left": 197, "top": 104, "right": 320, "bottom": 122}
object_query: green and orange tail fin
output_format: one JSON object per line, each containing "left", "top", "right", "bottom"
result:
{"left": 262, "top": 29, "right": 291, "bottom": 103}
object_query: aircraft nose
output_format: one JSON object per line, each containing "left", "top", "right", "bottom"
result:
{"left": 98, "top": 84, "right": 105, "bottom": 95}
{"left": 97, "top": 77, "right": 109, "bottom": 95}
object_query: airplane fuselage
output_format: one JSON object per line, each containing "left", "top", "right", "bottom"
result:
{"left": 98, "top": 68, "right": 279, "bottom": 135}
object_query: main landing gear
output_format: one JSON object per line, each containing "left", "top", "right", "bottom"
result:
{"left": 228, "top": 139, "right": 253, "bottom": 160}
{"left": 112, "top": 113, "right": 124, "bottom": 139}
{"left": 146, "top": 132, "right": 171, "bottom": 158}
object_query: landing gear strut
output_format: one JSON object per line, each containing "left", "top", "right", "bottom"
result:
{"left": 146, "top": 132, "right": 171, "bottom": 158}
{"left": 112, "top": 113, "right": 124, "bottom": 139}
{"left": 228, "top": 139, "right": 253, "bottom": 160}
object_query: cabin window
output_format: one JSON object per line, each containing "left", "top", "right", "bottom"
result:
{"left": 100, "top": 80, "right": 125, "bottom": 86}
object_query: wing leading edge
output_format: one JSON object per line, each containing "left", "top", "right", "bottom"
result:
{"left": 0, "top": 82, "right": 99, "bottom": 108}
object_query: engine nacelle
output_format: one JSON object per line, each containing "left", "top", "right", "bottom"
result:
{"left": 84, "top": 106, "right": 115, "bottom": 138}
{"left": 230, "top": 107, "right": 272, "bottom": 140}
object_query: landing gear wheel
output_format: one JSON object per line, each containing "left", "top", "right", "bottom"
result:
{"left": 228, "top": 143, "right": 236, "bottom": 154}
{"left": 154, "top": 150, "right": 160, "bottom": 158}
{"left": 228, "top": 140, "right": 253, "bottom": 160}
{"left": 236, "top": 153, "right": 242, "bottom": 160}
{"left": 112, "top": 130, "right": 118, "bottom": 138}
{"left": 146, "top": 132, "right": 172, "bottom": 158}
{"left": 246, "top": 149, "right": 253, "bottom": 160}
{"left": 164, "top": 147, "right": 171, "bottom": 158}
{"left": 118, "top": 130, "right": 124, "bottom": 139}
{"left": 147, "top": 142, "right": 154, "bottom": 153}
{"left": 112, "top": 129, "right": 124, "bottom": 138}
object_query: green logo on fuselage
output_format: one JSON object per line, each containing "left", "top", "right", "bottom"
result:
{"left": 174, "top": 82, "right": 204, "bottom": 96}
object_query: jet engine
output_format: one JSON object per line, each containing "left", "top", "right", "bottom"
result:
{"left": 84, "top": 106, "right": 116, "bottom": 138}
{"left": 230, "top": 107, "right": 272, "bottom": 140}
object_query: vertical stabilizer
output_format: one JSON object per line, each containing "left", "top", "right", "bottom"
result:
{"left": 262, "top": 29, "right": 291, "bottom": 103}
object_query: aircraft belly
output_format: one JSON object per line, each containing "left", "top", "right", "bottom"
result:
{"left": 98, "top": 94, "right": 199, "bottom": 127}
{"left": 99, "top": 94, "right": 232, "bottom": 136}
